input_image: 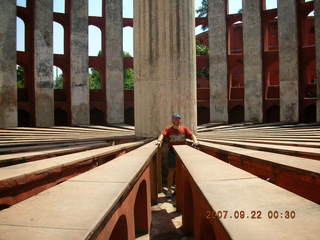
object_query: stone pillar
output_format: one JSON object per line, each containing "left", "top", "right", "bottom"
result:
{"left": 34, "top": 0, "right": 54, "bottom": 127}
{"left": 106, "top": 0, "right": 124, "bottom": 123}
{"left": 0, "top": 0, "right": 17, "bottom": 128}
{"left": 134, "top": 0, "right": 197, "bottom": 137}
{"left": 243, "top": 0, "right": 263, "bottom": 123}
{"left": 278, "top": 0, "right": 299, "bottom": 122}
{"left": 70, "top": 0, "right": 89, "bottom": 125}
{"left": 208, "top": 0, "right": 228, "bottom": 123}
{"left": 315, "top": 0, "right": 320, "bottom": 121}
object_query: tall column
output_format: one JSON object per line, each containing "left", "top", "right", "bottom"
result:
{"left": 209, "top": 0, "right": 228, "bottom": 123}
{"left": 106, "top": 0, "right": 124, "bottom": 123}
{"left": 315, "top": 0, "right": 320, "bottom": 121}
{"left": 70, "top": 0, "right": 89, "bottom": 125}
{"left": 134, "top": 0, "right": 197, "bottom": 137}
{"left": 34, "top": 0, "right": 54, "bottom": 127}
{"left": 243, "top": 0, "right": 263, "bottom": 123}
{"left": 278, "top": 0, "right": 299, "bottom": 122}
{"left": 0, "top": 0, "right": 17, "bottom": 128}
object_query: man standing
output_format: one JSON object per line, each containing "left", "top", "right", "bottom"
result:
{"left": 155, "top": 114, "right": 199, "bottom": 197}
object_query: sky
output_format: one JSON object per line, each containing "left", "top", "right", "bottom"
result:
{"left": 16, "top": 0, "right": 308, "bottom": 61}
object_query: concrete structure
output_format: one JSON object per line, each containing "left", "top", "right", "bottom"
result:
{"left": 0, "top": 0, "right": 17, "bottom": 128}
{"left": 70, "top": 0, "right": 89, "bottom": 125}
{"left": 278, "top": 0, "right": 300, "bottom": 122}
{"left": 106, "top": 0, "right": 124, "bottom": 124}
{"left": 243, "top": 0, "right": 263, "bottom": 123}
{"left": 208, "top": 0, "right": 228, "bottom": 123}
{"left": 316, "top": 0, "right": 320, "bottom": 121}
{"left": 34, "top": 0, "right": 54, "bottom": 127}
{"left": 134, "top": 0, "right": 197, "bottom": 137}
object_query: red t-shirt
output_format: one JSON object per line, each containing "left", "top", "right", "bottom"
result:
{"left": 161, "top": 125, "right": 193, "bottom": 147}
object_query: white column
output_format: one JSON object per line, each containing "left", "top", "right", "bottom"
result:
{"left": 34, "top": 0, "right": 54, "bottom": 127}
{"left": 243, "top": 0, "right": 263, "bottom": 122}
{"left": 278, "top": 0, "right": 299, "bottom": 122}
{"left": 70, "top": 0, "right": 89, "bottom": 125}
{"left": 106, "top": 0, "right": 124, "bottom": 123}
{"left": 0, "top": 0, "right": 17, "bottom": 128}
{"left": 134, "top": 0, "right": 197, "bottom": 137}
{"left": 209, "top": 0, "right": 228, "bottom": 123}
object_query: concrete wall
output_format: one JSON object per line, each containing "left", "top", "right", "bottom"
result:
{"left": 0, "top": 0, "right": 17, "bottom": 128}
{"left": 278, "top": 0, "right": 299, "bottom": 122}
{"left": 134, "top": 0, "right": 197, "bottom": 137}
{"left": 106, "top": 0, "right": 124, "bottom": 124}
{"left": 70, "top": 0, "right": 89, "bottom": 125}
{"left": 34, "top": 0, "right": 54, "bottom": 127}
{"left": 208, "top": 0, "right": 228, "bottom": 123}
{"left": 243, "top": 0, "right": 263, "bottom": 123}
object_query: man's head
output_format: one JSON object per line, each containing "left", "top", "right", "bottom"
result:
{"left": 171, "top": 114, "right": 181, "bottom": 126}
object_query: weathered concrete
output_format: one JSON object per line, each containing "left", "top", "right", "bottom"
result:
{"left": 106, "top": 0, "right": 124, "bottom": 124}
{"left": 315, "top": 0, "right": 320, "bottom": 122}
{"left": 243, "top": 0, "right": 263, "bottom": 123}
{"left": 70, "top": 0, "right": 89, "bottom": 125}
{"left": 278, "top": 0, "right": 299, "bottom": 122}
{"left": 0, "top": 0, "right": 17, "bottom": 128}
{"left": 134, "top": 0, "right": 197, "bottom": 137}
{"left": 209, "top": 0, "right": 228, "bottom": 123}
{"left": 34, "top": 0, "right": 54, "bottom": 127}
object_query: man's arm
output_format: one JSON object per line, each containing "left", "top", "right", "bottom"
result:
{"left": 191, "top": 134, "right": 199, "bottom": 146}
{"left": 155, "top": 134, "right": 164, "bottom": 147}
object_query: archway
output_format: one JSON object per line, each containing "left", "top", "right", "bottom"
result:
{"left": 90, "top": 108, "right": 104, "bottom": 125}
{"left": 18, "top": 109, "right": 31, "bottom": 127}
{"left": 304, "top": 105, "right": 316, "bottom": 123}
{"left": 134, "top": 180, "right": 148, "bottom": 237}
{"left": 110, "top": 215, "right": 128, "bottom": 240}
{"left": 53, "top": 22, "right": 64, "bottom": 54}
{"left": 124, "top": 107, "right": 134, "bottom": 126}
{"left": 54, "top": 108, "right": 68, "bottom": 126}
{"left": 229, "top": 105, "right": 244, "bottom": 124}
{"left": 266, "top": 105, "right": 280, "bottom": 123}
{"left": 197, "top": 107, "right": 210, "bottom": 125}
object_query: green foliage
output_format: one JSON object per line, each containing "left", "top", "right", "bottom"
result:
{"left": 124, "top": 68, "right": 134, "bottom": 89}
{"left": 16, "top": 65, "right": 24, "bottom": 88}
{"left": 196, "top": 0, "right": 208, "bottom": 18}
{"left": 196, "top": 41, "right": 208, "bottom": 56}
{"left": 89, "top": 68, "right": 101, "bottom": 90}
{"left": 54, "top": 72, "right": 63, "bottom": 89}
{"left": 87, "top": 51, "right": 134, "bottom": 90}
{"left": 123, "top": 51, "right": 134, "bottom": 89}
{"left": 196, "top": 0, "right": 208, "bottom": 31}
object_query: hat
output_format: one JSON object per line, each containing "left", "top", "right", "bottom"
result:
{"left": 172, "top": 113, "right": 181, "bottom": 119}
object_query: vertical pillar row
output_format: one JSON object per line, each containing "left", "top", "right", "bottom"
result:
{"left": 315, "top": 0, "right": 320, "bottom": 121}
{"left": 243, "top": 0, "right": 263, "bottom": 123}
{"left": 0, "top": 0, "right": 17, "bottom": 128}
{"left": 34, "top": 0, "right": 54, "bottom": 127}
{"left": 70, "top": 0, "right": 89, "bottom": 125}
{"left": 106, "top": 0, "right": 124, "bottom": 124}
{"left": 278, "top": 0, "right": 300, "bottom": 122}
{"left": 208, "top": 0, "right": 228, "bottom": 123}
{"left": 134, "top": 0, "right": 197, "bottom": 137}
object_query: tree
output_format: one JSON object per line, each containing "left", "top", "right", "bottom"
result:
{"left": 16, "top": 65, "right": 24, "bottom": 88}
{"left": 196, "top": 0, "right": 208, "bottom": 31}
{"left": 89, "top": 68, "right": 101, "bottom": 90}
{"left": 54, "top": 73, "right": 63, "bottom": 89}
{"left": 196, "top": 41, "right": 208, "bottom": 56}
{"left": 123, "top": 51, "right": 134, "bottom": 89}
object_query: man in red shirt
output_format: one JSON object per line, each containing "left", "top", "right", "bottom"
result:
{"left": 155, "top": 114, "right": 199, "bottom": 197}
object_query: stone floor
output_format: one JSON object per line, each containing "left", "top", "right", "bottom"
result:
{"left": 137, "top": 188, "right": 193, "bottom": 240}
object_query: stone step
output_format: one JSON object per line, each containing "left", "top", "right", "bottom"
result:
{"left": 0, "top": 140, "right": 149, "bottom": 208}
{"left": 0, "top": 141, "right": 158, "bottom": 240}
{"left": 197, "top": 140, "right": 320, "bottom": 203}
{"left": 173, "top": 145, "right": 320, "bottom": 240}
